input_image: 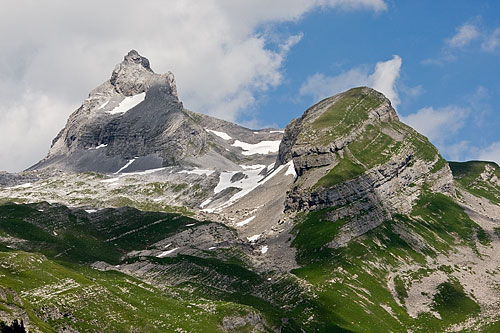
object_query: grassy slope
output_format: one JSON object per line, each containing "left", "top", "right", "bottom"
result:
{"left": 290, "top": 192, "right": 488, "bottom": 332}
{"left": 312, "top": 89, "right": 445, "bottom": 188}
{"left": 0, "top": 203, "right": 288, "bottom": 332}
{"left": 449, "top": 161, "right": 500, "bottom": 204}
{"left": 0, "top": 251, "right": 261, "bottom": 332}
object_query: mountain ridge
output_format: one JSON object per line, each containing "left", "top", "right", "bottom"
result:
{"left": 0, "top": 50, "right": 499, "bottom": 332}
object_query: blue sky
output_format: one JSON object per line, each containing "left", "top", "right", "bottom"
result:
{"left": 0, "top": 0, "right": 499, "bottom": 171}
{"left": 244, "top": 1, "right": 500, "bottom": 164}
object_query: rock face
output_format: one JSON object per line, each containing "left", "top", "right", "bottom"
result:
{"left": 29, "top": 50, "right": 283, "bottom": 173}
{"left": 276, "top": 87, "right": 455, "bottom": 246}
{"left": 110, "top": 50, "right": 178, "bottom": 98}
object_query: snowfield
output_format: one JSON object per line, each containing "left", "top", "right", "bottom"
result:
{"left": 107, "top": 92, "right": 146, "bottom": 115}
{"left": 232, "top": 140, "right": 281, "bottom": 155}
{"left": 206, "top": 129, "right": 232, "bottom": 140}
{"left": 207, "top": 161, "right": 292, "bottom": 210}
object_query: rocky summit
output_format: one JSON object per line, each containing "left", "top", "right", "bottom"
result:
{"left": 30, "top": 50, "right": 282, "bottom": 173}
{"left": 1, "top": 51, "right": 500, "bottom": 332}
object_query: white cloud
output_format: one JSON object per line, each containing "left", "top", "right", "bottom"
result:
{"left": 476, "top": 141, "right": 500, "bottom": 165}
{"left": 300, "top": 55, "right": 401, "bottom": 106}
{"left": 0, "top": 0, "right": 386, "bottom": 172}
{"left": 425, "top": 22, "right": 500, "bottom": 64}
{"left": 0, "top": 91, "right": 77, "bottom": 172}
{"left": 370, "top": 55, "right": 402, "bottom": 106}
{"left": 401, "top": 106, "right": 468, "bottom": 144}
{"left": 446, "top": 23, "right": 480, "bottom": 48}
{"left": 482, "top": 28, "right": 500, "bottom": 52}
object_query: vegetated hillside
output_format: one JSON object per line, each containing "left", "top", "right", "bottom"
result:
{"left": 0, "top": 202, "right": 284, "bottom": 332}
{"left": 0, "top": 60, "right": 500, "bottom": 332}
{"left": 449, "top": 160, "right": 500, "bottom": 204}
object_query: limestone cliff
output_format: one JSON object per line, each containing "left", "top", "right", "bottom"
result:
{"left": 277, "top": 87, "right": 454, "bottom": 246}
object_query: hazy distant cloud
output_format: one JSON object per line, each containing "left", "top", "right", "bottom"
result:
{"left": 0, "top": 91, "right": 77, "bottom": 172}
{"left": 482, "top": 28, "right": 500, "bottom": 52}
{"left": 401, "top": 106, "right": 468, "bottom": 144}
{"left": 443, "top": 141, "right": 473, "bottom": 162}
{"left": 0, "top": 0, "right": 386, "bottom": 172}
{"left": 425, "top": 21, "right": 500, "bottom": 65}
{"left": 400, "top": 86, "right": 499, "bottom": 164}
{"left": 476, "top": 141, "right": 500, "bottom": 165}
{"left": 321, "top": 0, "right": 387, "bottom": 12}
{"left": 300, "top": 55, "right": 401, "bottom": 107}
{"left": 446, "top": 23, "right": 480, "bottom": 48}
{"left": 400, "top": 84, "right": 424, "bottom": 98}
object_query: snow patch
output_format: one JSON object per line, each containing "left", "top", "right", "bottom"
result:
{"left": 107, "top": 92, "right": 146, "bottom": 115}
{"left": 7, "top": 183, "right": 32, "bottom": 189}
{"left": 122, "top": 167, "right": 166, "bottom": 176}
{"left": 270, "top": 130, "right": 284, "bottom": 133}
{"left": 85, "top": 209, "right": 97, "bottom": 214}
{"left": 285, "top": 160, "right": 297, "bottom": 178}
{"left": 260, "top": 246, "right": 268, "bottom": 254}
{"left": 100, "top": 177, "right": 120, "bottom": 184}
{"left": 200, "top": 198, "right": 212, "bottom": 208}
{"left": 208, "top": 246, "right": 217, "bottom": 250}
{"left": 206, "top": 129, "right": 232, "bottom": 140}
{"left": 232, "top": 140, "right": 281, "bottom": 155}
{"left": 240, "top": 164, "right": 266, "bottom": 170}
{"left": 97, "top": 100, "right": 109, "bottom": 110}
{"left": 157, "top": 247, "right": 178, "bottom": 258}
{"left": 211, "top": 161, "right": 290, "bottom": 209}
{"left": 185, "top": 223, "right": 196, "bottom": 227}
{"left": 236, "top": 216, "right": 255, "bottom": 227}
{"left": 247, "top": 235, "right": 261, "bottom": 242}
{"left": 88, "top": 143, "right": 108, "bottom": 150}
{"left": 178, "top": 169, "right": 215, "bottom": 176}
{"left": 115, "top": 158, "right": 138, "bottom": 174}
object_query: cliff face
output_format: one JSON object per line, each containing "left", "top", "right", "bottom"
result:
{"left": 277, "top": 87, "right": 454, "bottom": 246}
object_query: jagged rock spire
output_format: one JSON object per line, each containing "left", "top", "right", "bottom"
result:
{"left": 109, "top": 50, "right": 177, "bottom": 98}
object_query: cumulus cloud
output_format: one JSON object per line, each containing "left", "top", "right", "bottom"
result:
{"left": 0, "top": 0, "right": 386, "bottom": 172}
{"left": 446, "top": 23, "right": 480, "bottom": 48}
{"left": 300, "top": 55, "right": 402, "bottom": 106}
{"left": 401, "top": 106, "right": 468, "bottom": 144}
{"left": 370, "top": 55, "right": 402, "bottom": 106}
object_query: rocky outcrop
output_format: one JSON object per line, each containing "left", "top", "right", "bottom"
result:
{"left": 277, "top": 87, "right": 398, "bottom": 175}
{"left": 277, "top": 87, "right": 455, "bottom": 247}
{"left": 110, "top": 50, "right": 178, "bottom": 98}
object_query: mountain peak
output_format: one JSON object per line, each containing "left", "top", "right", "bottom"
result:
{"left": 122, "top": 49, "right": 152, "bottom": 71}
{"left": 110, "top": 49, "right": 173, "bottom": 96}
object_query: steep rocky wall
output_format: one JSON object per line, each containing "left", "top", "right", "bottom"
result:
{"left": 278, "top": 87, "right": 455, "bottom": 247}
